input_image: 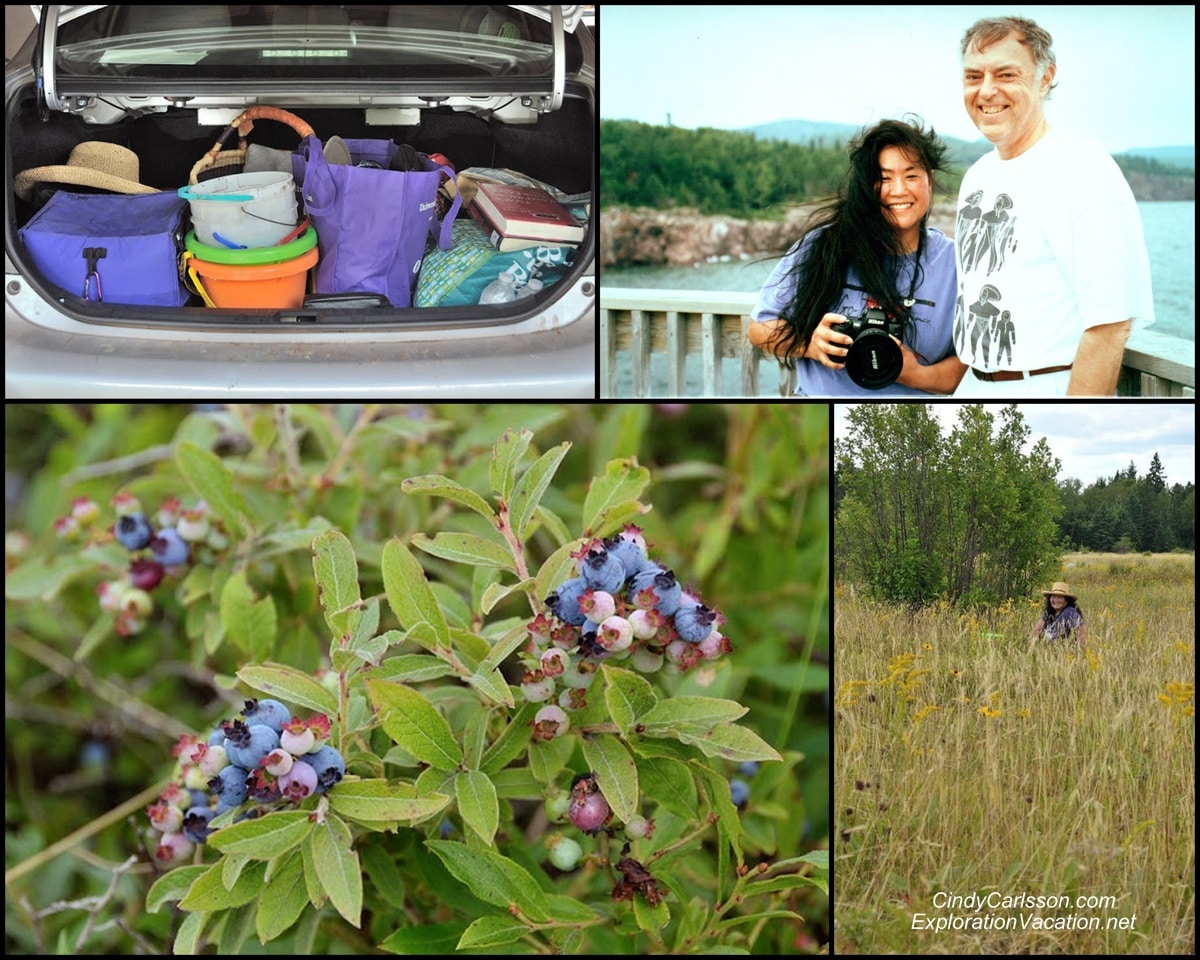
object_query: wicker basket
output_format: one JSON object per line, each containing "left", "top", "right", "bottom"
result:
{"left": 189, "top": 106, "right": 315, "bottom": 185}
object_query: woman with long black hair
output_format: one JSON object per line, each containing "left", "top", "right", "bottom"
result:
{"left": 746, "top": 117, "right": 966, "bottom": 396}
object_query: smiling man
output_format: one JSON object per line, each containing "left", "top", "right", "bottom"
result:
{"left": 952, "top": 17, "right": 1154, "bottom": 397}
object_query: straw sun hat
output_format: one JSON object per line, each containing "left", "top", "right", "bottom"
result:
{"left": 1041, "top": 581, "right": 1077, "bottom": 603}
{"left": 15, "top": 142, "right": 159, "bottom": 201}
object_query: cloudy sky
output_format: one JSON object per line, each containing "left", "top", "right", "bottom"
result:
{"left": 600, "top": 5, "right": 1196, "bottom": 155}
{"left": 833, "top": 403, "right": 1196, "bottom": 486}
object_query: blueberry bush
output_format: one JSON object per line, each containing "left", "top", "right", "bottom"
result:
{"left": 5, "top": 404, "right": 829, "bottom": 954}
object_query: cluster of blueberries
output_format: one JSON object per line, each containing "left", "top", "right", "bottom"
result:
{"left": 55, "top": 493, "right": 228, "bottom": 636}
{"left": 146, "top": 697, "right": 345, "bottom": 866}
{"left": 522, "top": 525, "right": 729, "bottom": 742}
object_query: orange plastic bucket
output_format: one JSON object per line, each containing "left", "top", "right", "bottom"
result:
{"left": 189, "top": 246, "right": 318, "bottom": 308}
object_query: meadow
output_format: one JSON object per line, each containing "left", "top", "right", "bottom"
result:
{"left": 833, "top": 552, "right": 1195, "bottom": 955}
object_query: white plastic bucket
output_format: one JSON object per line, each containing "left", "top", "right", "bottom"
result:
{"left": 178, "top": 172, "right": 299, "bottom": 249}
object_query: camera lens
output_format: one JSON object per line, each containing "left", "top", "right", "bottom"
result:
{"left": 844, "top": 330, "right": 903, "bottom": 389}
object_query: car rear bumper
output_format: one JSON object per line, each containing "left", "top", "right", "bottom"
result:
{"left": 5, "top": 284, "right": 596, "bottom": 398}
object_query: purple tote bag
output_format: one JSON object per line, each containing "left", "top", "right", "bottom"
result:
{"left": 295, "top": 136, "right": 460, "bottom": 307}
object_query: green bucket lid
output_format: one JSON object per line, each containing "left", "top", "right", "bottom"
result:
{"left": 185, "top": 225, "right": 318, "bottom": 265}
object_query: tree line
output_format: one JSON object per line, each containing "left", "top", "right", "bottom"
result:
{"left": 834, "top": 405, "right": 1193, "bottom": 609}
{"left": 602, "top": 119, "right": 1189, "bottom": 216}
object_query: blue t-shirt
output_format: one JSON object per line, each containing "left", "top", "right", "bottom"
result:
{"left": 1043, "top": 605, "right": 1084, "bottom": 640}
{"left": 752, "top": 227, "right": 958, "bottom": 397}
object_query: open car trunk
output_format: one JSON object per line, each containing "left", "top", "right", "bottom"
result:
{"left": 5, "top": 4, "right": 594, "bottom": 330}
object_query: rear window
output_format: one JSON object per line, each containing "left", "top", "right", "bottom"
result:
{"left": 51, "top": 5, "right": 580, "bottom": 81}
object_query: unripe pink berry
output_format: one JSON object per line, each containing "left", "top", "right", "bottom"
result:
{"left": 155, "top": 831, "right": 195, "bottom": 864}
{"left": 597, "top": 616, "right": 633, "bottom": 653}
{"left": 279, "top": 761, "right": 318, "bottom": 801}
{"left": 520, "top": 669, "right": 555, "bottom": 703}
{"left": 540, "top": 647, "right": 569, "bottom": 678}
{"left": 533, "top": 704, "right": 570, "bottom": 740}
{"left": 579, "top": 589, "right": 616, "bottom": 624}
{"left": 262, "top": 748, "right": 294, "bottom": 776}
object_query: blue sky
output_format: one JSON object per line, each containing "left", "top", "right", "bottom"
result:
{"left": 833, "top": 403, "right": 1196, "bottom": 486}
{"left": 600, "top": 5, "right": 1196, "bottom": 154}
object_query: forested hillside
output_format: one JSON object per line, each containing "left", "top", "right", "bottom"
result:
{"left": 602, "top": 119, "right": 1194, "bottom": 214}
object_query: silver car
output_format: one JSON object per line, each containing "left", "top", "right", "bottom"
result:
{"left": 5, "top": 5, "right": 595, "bottom": 398}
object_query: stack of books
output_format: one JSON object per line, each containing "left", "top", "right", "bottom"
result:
{"left": 468, "top": 180, "right": 585, "bottom": 251}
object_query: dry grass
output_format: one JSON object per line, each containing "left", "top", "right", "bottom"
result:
{"left": 833, "top": 552, "right": 1195, "bottom": 954}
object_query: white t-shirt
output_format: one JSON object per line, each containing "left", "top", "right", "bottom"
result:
{"left": 953, "top": 129, "right": 1154, "bottom": 377}
{"left": 752, "top": 227, "right": 958, "bottom": 397}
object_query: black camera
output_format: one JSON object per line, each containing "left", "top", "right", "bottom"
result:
{"left": 830, "top": 306, "right": 908, "bottom": 389}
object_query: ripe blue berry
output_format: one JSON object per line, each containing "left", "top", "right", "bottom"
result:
{"left": 577, "top": 543, "right": 627, "bottom": 594}
{"left": 209, "top": 765, "right": 249, "bottom": 812}
{"left": 545, "top": 577, "right": 590, "bottom": 626}
{"left": 150, "top": 527, "right": 190, "bottom": 566}
{"left": 242, "top": 698, "right": 291, "bottom": 734}
{"left": 729, "top": 778, "right": 751, "bottom": 809}
{"left": 113, "top": 512, "right": 153, "bottom": 550}
{"left": 221, "top": 720, "right": 280, "bottom": 770}
{"left": 630, "top": 567, "right": 683, "bottom": 618}
{"left": 603, "top": 533, "right": 653, "bottom": 581}
{"left": 182, "top": 806, "right": 216, "bottom": 843}
{"left": 299, "top": 745, "right": 346, "bottom": 793}
{"left": 674, "top": 600, "right": 717, "bottom": 642}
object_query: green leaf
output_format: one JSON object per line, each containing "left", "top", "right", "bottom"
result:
{"left": 255, "top": 850, "right": 309, "bottom": 943}
{"left": 381, "top": 538, "right": 451, "bottom": 648}
{"left": 370, "top": 654, "right": 457, "bottom": 684}
{"left": 237, "top": 662, "right": 337, "bottom": 716}
{"left": 147, "top": 865, "right": 208, "bottom": 914}
{"left": 309, "top": 813, "right": 362, "bottom": 927}
{"left": 507, "top": 441, "right": 571, "bottom": 542}
{"left": 411, "top": 532, "right": 516, "bottom": 573}
{"left": 380, "top": 922, "right": 467, "bottom": 955}
{"left": 311, "top": 529, "right": 362, "bottom": 641}
{"left": 454, "top": 770, "right": 500, "bottom": 845}
{"left": 639, "top": 696, "right": 749, "bottom": 734}
{"left": 676, "top": 722, "right": 784, "bottom": 763}
{"left": 178, "top": 859, "right": 266, "bottom": 912}
{"left": 207, "top": 811, "right": 313, "bottom": 860}
{"left": 425, "top": 840, "right": 552, "bottom": 922}
{"left": 581, "top": 735, "right": 640, "bottom": 823}
{"left": 175, "top": 440, "right": 247, "bottom": 537}
{"left": 220, "top": 570, "right": 277, "bottom": 661}
{"left": 582, "top": 457, "right": 652, "bottom": 536}
{"left": 480, "top": 701, "right": 537, "bottom": 776}
{"left": 401, "top": 474, "right": 497, "bottom": 523}
{"left": 366, "top": 678, "right": 463, "bottom": 770}
{"left": 457, "top": 915, "right": 530, "bottom": 950}
{"left": 328, "top": 778, "right": 452, "bottom": 825}
{"left": 490, "top": 427, "right": 533, "bottom": 501}
{"left": 601, "top": 664, "right": 658, "bottom": 737}
{"left": 633, "top": 755, "right": 698, "bottom": 822}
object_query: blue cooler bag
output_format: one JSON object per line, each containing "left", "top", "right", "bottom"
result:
{"left": 19, "top": 191, "right": 189, "bottom": 306}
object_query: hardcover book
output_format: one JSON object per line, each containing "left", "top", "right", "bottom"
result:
{"left": 470, "top": 180, "right": 584, "bottom": 244}
{"left": 468, "top": 200, "right": 574, "bottom": 251}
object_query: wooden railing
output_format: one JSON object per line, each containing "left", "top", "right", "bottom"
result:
{"left": 600, "top": 288, "right": 1195, "bottom": 398}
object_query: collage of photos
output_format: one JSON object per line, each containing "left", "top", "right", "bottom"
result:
{"left": 5, "top": 402, "right": 1194, "bottom": 956}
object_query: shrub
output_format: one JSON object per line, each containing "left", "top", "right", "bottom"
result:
{"left": 5, "top": 404, "right": 829, "bottom": 954}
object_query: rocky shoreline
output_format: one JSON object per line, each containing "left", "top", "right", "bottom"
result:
{"left": 602, "top": 203, "right": 960, "bottom": 270}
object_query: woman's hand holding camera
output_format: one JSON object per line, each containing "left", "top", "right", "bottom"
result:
{"left": 809, "top": 313, "right": 854, "bottom": 368}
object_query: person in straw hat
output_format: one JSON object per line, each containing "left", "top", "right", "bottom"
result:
{"left": 15, "top": 142, "right": 160, "bottom": 205}
{"left": 1028, "top": 581, "right": 1086, "bottom": 646}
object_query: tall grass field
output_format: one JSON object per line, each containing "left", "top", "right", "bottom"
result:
{"left": 834, "top": 552, "right": 1195, "bottom": 954}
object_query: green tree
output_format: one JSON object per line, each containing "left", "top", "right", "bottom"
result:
{"left": 837, "top": 404, "right": 1061, "bottom": 608}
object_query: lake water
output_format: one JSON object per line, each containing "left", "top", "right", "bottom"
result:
{"left": 604, "top": 201, "right": 1194, "bottom": 396}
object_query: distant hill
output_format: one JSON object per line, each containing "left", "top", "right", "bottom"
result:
{"left": 741, "top": 118, "right": 1194, "bottom": 174}
{"left": 1115, "top": 145, "right": 1194, "bottom": 172}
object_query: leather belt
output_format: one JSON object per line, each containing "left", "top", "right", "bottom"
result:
{"left": 972, "top": 364, "right": 1073, "bottom": 382}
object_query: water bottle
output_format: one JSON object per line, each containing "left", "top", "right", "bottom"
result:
{"left": 478, "top": 271, "right": 517, "bottom": 305}
{"left": 514, "top": 277, "right": 544, "bottom": 300}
